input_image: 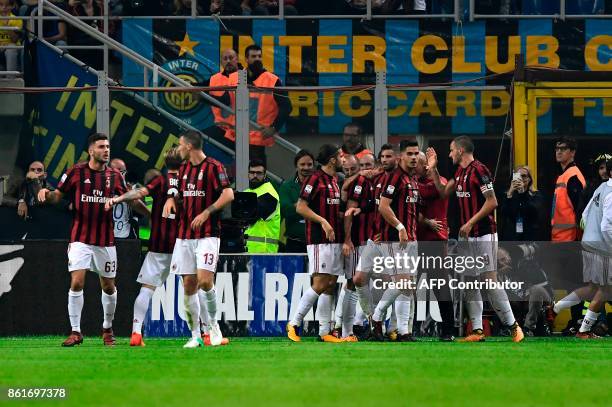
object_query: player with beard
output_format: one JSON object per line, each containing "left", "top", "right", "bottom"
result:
{"left": 350, "top": 145, "right": 398, "bottom": 336}
{"left": 287, "top": 145, "right": 345, "bottom": 343}
{"left": 427, "top": 136, "right": 524, "bottom": 343}
{"left": 38, "top": 133, "right": 127, "bottom": 347}
{"left": 163, "top": 130, "right": 234, "bottom": 348}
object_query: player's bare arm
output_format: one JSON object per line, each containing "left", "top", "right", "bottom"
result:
{"left": 379, "top": 196, "right": 409, "bottom": 244}
{"left": 162, "top": 196, "right": 176, "bottom": 218}
{"left": 191, "top": 187, "right": 234, "bottom": 231}
{"left": 426, "top": 147, "right": 455, "bottom": 198}
{"left": 342, "top": 199, "right": 358, "bottom": 256}
{"left": 296, "top": 198, "right": 335, "bottom": 241}
{"left": 37, "top": 188, "right": 64, "bottom": 205}
{"left": 459, "top": 189, "right": 498, "bottom": 238}
{"left": 105, "top": 187, "right": 149, "bottom": 211}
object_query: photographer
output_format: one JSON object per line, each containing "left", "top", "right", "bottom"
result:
{"left": 244, "top": 159, "right": 280, "bottom": 253}
{"left": 500, "top": 165, "right": 546, "bottom": 241}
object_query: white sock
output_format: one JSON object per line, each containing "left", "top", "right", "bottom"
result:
{"left": 465, "top": 289, "right": 484, "bottom": 331}
{"left": 101, "top": 290, "right": 117, "bottom": 330}
{"left": 290, "top": 287, "right": 319, "bottom": 327}
{"left": 341, "top": 290, "right": 358, "bottom": 337}
{"left": 486, "top": 287, "right": 516, "bottom": 326}
{"left": 198, "top": 289, "right": 211, "bottom": 334}
{"left": 373, "top": 288, "right": 400, "bottom": 322}
{"left": 354, "top": 308, "right": 366, "bottom": 327}
{"left": 388, "top": 304, "right": 397, "bottom": 332}
{"left": 334, "top": 288, "right": 345, "bottom": 329}
{"left": 553, "top": 292, "right": 581, "bottom": 314}
{"left": 68, "top": 290, "right": 83, "bottom": 332}
{"left": 395, "top": 294, "right": 412, "bottom": 335}
{"left": 317, "top": 293, "right": 333, "bottom": 336}
{"left": 202, "top": 287, "right": 218, "bottom": 325}
{"left": 184, "top": 293, "right": 200, "bottom": 339}
{"left": 356, "top": 284, "right": 373, "bottom": 316}
{"left": 579, "top": 310, "right": 600, "bottom": 333}
{"left": 132, "top": 287, "right": 154, "bottom": 334}
{"left": 407, "top": 294, "right": 415, "bottom": 334}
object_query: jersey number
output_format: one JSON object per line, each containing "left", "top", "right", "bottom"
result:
{"left": 105, "top": 261, "right": 116, "bottom": 273}
{"left": 202, "top": 253, "right": 215, "bottom": 266}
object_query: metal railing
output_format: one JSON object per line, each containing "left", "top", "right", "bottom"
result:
{"left": 468, "top": 0, "right": 612, "bottom": 21}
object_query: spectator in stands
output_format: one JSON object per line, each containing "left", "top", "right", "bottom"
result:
{"left": 123, "top": 0, "right": 172, "bottom": 16}
{"left": 173, "top": 0, "right": 205, "bottom": 14}
{"left": 67, "top": 0, "right": 104, "bottom": 69}
{"left": 208, "top": 0, "right": 246, "bottom": 14}
{"left": 500, "top": 165, "right": 546, "bottom": 241}
{"left": 340, "top": 122, "right": 372, "bottom": 160}
{"left": 0, "top": 0, "right": 22, "bottom": 72}
{"left": 17, "top": 161, "right": 49, "bottom": 219}
{"left": 26, "top": 0, "right": 67, "bottom": 46}
{"left": 241, "top": 0, "right": 298, "bottom": 15}
{"left": 279, "top": 149, "right": 314, "bottom": 253}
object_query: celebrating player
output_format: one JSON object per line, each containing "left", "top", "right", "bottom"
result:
{"left": 38, "top": 133, "right": 126, "bottom": 347}
{"left": 427, "top": 136, "right": 524, "bottom": 343}
{"left": 105, "top": 148, "right": 182, "bottom": 347}
{"left": 163, "top": 130, "right": 234, "bottom": 348}
{"left": 287, "top": 144, "right": 344, "bottom": 343}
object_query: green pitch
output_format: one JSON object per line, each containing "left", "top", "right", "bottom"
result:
{"left": 1, "top": 337, "right": 611, "bottom": 406}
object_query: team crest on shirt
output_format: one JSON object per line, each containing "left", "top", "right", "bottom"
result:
{"left": 386, "top": 185, "right": 395, "bottom": 194}
{"left": 198, "top": 171, "right": 204, "bottom": 180}
{"left": 304, "top": 185, "right": 313, "bottom": 194}
{"left": 354, "top": 185, "right": 362, "bottom": 195}
{"left": 106, "top": 177, "right": 110, "bottom": 188}
{"left": 183, "top": 175, "right": 188, "bottom": 180}
{"left": 321, "top": 263, "right": 326, "bottom": 269}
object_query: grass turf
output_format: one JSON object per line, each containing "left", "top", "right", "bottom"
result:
{"left": 1, "top": 336, "right": 611, "bottom": 406}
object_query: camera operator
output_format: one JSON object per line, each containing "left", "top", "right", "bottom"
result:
{"left": 244, "top": 159, "right": 280, "bottom": 253}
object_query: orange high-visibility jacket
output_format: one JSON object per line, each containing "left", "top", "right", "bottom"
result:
{"left": 209, "top": 72, "right": 236, "bottom": 138}
{"left": 551, "top": 165, "right": 586, "bottom": 241}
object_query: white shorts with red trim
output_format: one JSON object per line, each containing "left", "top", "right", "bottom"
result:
{"left": 67, "top": 242, "right": 117, "bottom": 278}
{"left": 307, "top": 243, "right": 343, "bottom": 276}
{"left": 137, "top": 252, "right": 172, "bottom": 287}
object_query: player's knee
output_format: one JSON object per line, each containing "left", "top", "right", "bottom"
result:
{"left": 100, "top": 278, "right": 115, "bottom": 294}
{"left": 354, "top": 273, "right": 366, "bottom": 287}
{"left": 182, "top": 276, "right": 198, "bottom": 294}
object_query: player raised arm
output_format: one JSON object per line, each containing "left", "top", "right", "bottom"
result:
{"left": 296, "top": 198, "right": 335, "bottom": 242}
{"left": 104, "top": 187, "right": 149, "bottom": 211}
{"left": 426, "top": 147, "right": 455, "bottom": 199}
{"left": 37, "top": 187, "right": 64, "bottom": 205}
{"left": 191, "top": 186, "right": 234, "bottom": 231}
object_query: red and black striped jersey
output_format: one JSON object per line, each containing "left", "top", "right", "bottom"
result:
{"left": 454, "top": 159, "right": 497, "bottom": 237}
{"left": 299, "top": 169, "right": 342, "bottom": 245}
{"left": 368, "top": 172, "right": 389, "bottom": 240}
{"left": 146, "top": 173, "right": 179, "bottom": 253}
{"left": 417, "top": 176, "right": 449, "bottom": 241}
{"left": 176, "top": 157, "right": 230, "bottom": 239}
{"left": 58, "top": 162, "right": 127, "bottom": 247}
{"left": 345, "top": 174, "right": 373, "bottom": 246}
{"left": 379, "top": 166, "right": 419, "bottom": 242}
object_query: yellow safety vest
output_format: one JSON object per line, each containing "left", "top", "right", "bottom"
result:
{"left": 244, "top": 182, "right": 280, "bottom": 253}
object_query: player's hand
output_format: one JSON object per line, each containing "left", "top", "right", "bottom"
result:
{"left": 342, "top": 240, "right": 354, "bottom": 257}
{"left": 17, "top": 201, "right": 28, "bottom": 218}
{"left": 163, "top": 198, "right": 176, "bottom": 218}
{"left": 345, "top": 207, "right": 361, "bottom": 218}
{"left": 321, "top": 220, "right": 335, "bottom": 242}
{"left": 398, "top": 228, "right": 409, "bottom": 248}
{"left": 459, "top": 221, "right": 473, "bottom": 238}
{"left": 426, "top": 147, "right": 438, "bottom": 170}
{"left": 104, "top": 197, "right": 117, "bottom": 211}
{"left": 37, "top": 188, "right": 49, "bottom": 203}
{"left": 191, "top": 210, "right": 210, "bottom": 231}
{"left": 426, "top": 218, "right": 443, "bottom": 232}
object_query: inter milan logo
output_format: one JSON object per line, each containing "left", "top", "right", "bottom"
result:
{"left": 158, "top": 32, "right": 214, "bottom": 128}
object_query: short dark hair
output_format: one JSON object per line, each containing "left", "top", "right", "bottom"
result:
{"left": 378, "top": 143, "right": 395, "bottom": 159}
{"left": 294, "top": 149, "right": 315, "bottom": 167}
{"left": 317, "top": 144, "right": 340, "bottom": 166}
{"left": 249, "top": 158, "right": 266, "bottom": 171}
{"left": 399, "top": 138, "right": 419, "bottom": 151}
{"left": 88, "top": 133, "right": 108, "bottom": 147}
{"left": 245, "top": 44, "right": 262, "bottom": 58}
{"left": 343, "top": 122, "right": 363, "bottom": 135}
{"left": 556, "top": 136, "right": 577, "bottom": 152}
{"left": 453, "top": 136, "right": 474, "bottom": 153}
{"left": 181, "top": 130, "right": 203, "bottom": 150}
{"left": 164, "top": 147, "right": 183, "bottom": 170}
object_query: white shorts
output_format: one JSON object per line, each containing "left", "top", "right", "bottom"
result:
{"left": 67, "top": 242, "right": 117, "bottom": 278}
{"left": 456, "top": 233, "right": 498, "bottom": 276}
{"left": 171, "top": 238, "right": 220, "bottom": 275}
{"left": 356, "top": 239, "right": 383, "bottom": 276}
{"left": 377, "top": 241, "right": 419, "bottom": 277}
{"left": 343, "top": 245, "right": 365, "bottom": 280}
{"left": 582, "top": 250, "right": 612, "bottom": 286}
{"left": 307, "top": 243, "right": 343, "bottom": 276}
{"left": 137, "top": 252, "right": 172, "bottom": 287}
